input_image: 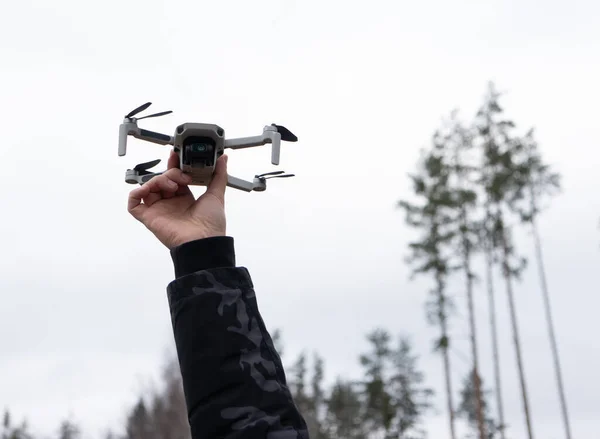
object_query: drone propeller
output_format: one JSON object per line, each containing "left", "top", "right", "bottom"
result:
{"left": 271, "top": 124, "right": 298, "bottom": 142}
{"left": 132, "top": 159, "right": 161, "bottom": 175}
{"left": 125, "top": 102, "right": 152, "bottom": 119}
{"left": 125, "top": 102, "right": 173, "bottom": 120}
{"left": 136, "top": 110, "right": 173, "bottom": 120}
{"left": 256, "top": 171, "right": 286, "bottom": 177}
{"left": 256, "top": 170, "right": 295, "bottom": 180}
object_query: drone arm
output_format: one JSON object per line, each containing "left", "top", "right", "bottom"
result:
{"left": 224, "top": 135, "right": 269, "bottom": 150}
{"left": 118, "top": 121, "right": 174, "bottom": 156}
{"left": 136, "top": 129, "right": 173, "bottom": 145}
{"left": 226, "top": 174, "right": 266, "bottom": 192}
{"left": 125, "top": 169, "right": 164, "bottom": 185}
{"left": 224, "top": 130, "right": 281, "bottom": 165}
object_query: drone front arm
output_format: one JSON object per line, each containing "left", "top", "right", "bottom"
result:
{"left": 224, "top": 129, "right": 281, "bottom": 165}
{"left": 118, "top": 121, "right": 174, "bottom": 156}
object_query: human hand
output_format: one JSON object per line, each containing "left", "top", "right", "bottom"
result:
{"left": 127, "top": 151, "right": 228, "bottom": 249}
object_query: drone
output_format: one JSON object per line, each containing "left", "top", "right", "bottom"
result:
{"left": 118, "top": 102, "right": 298, "bottom": 192}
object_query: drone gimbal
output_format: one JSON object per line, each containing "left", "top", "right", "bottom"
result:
{"left": 118, "top": 102, "right": 298, "bottom": 192}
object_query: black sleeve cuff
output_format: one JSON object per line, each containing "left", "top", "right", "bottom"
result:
{"left": 170, "top": 236, "right": 236, "bottom": 278}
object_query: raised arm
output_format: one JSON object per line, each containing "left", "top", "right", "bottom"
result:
{"left": 127, "top": 151, "right": 308, "bottom": 438}
{"left": 168, "top": 237, "right": 308, "bottom": 438}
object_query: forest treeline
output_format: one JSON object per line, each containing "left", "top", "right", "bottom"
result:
{"left": 3, "top": 82, "right": 574, "bottom": 439}
{"left": 3, "top": 327, "right": 475, "bottom": 439}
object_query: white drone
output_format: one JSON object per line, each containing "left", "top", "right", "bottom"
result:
{"left": 118, "top": 102, "right": 298, "bottom": 192}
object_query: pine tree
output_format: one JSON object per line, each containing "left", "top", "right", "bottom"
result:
{"left": 458, "top": 369, "right": 498, "bottom": 439}
{"left": 359, "top": 328, "right": 395, "bottom": 436}
{"left": 57, "top": 419, "right": 80, "bottom": 439}
{"left": 442, "top": 112, "right": 487, "bottom": 439}
{"left": 475, "top": 82, "right": 534, "bottom": 439}
{"left": 290, "top": 351, "right": 311, "bottom": 413}
{"left": 1, "top": 410, "right": 33, "bottom": 439}
{"left": 358, "top": 329, "right": 433, "bottom": 439}
{"left": 388, "top": 336, "right": 434, "bottom": 439}
{"left": 125, "top": 399, "right": 154, "bottom": 439}
{"left": 509, "top": 129, "right": 571, "bottom": 439}
{"left": 152, "top": 358, "right": 191, "bottom": 439}
{"left": 325, "top": 380, "right": 365, "bottom": 439}
{"left": 308, "top": 353, "right": 329, "bottom": 439}
{"left": 290, "top": 351, "right": 329, "bottom": 438}
{"left": 481, "top": 201, "right": 506, "bottom": 439}
{"left": 399, "top": 142, "right": 459, "bottom": 439}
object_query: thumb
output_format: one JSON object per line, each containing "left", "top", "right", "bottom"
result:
{"left": 206, "top": 154, "right": 228, "bottom": 202}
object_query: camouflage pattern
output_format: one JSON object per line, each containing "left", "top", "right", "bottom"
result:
{"left": 167, "top": 266, "right": 309, "bottom": 439}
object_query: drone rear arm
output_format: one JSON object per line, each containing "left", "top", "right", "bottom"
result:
{"left": 226, "top": 174, "right": 266, "bottom": 192}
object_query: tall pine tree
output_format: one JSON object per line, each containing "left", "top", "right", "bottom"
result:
{"left": 399, "top": 145, "right": 459, "bottom": 439}
{"left": 475, "top": 82, "right": 534, "bottom": 439}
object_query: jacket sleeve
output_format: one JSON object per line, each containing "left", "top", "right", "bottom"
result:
{"left": 166, "top": 236, "right": 309, "bottom": 439}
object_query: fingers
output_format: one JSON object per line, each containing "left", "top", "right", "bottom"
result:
{"left": 127, "top": 168, "right": 193, "bottom": 222}
{"left": 206, "top": 154, "right": 228, "bottom": 202}
{"left": 167, "top": 149, "right": 180, "bottom": 170}
{"left": 128, "top": 184, "right": 150, "bottom": 221}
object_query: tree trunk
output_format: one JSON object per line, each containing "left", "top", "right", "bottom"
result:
{"left": 530, "top": 207, "right": 572, "bottom": 439}
{"left": 500, "top": 224, "right": 534, "bottom": 439}
{"left": 459, "top": 208, "right": 486, "bottom": 439}
{"left": 465, "top": 266, "right": 487, "bottom": 439}
{"left": 484, "top": 222, "right": 506, "bottom": 439}
{"left": 437, "top": 278, "right": 457, "bottom": 439}
{"left": 453, "top": 136, "right": 486, "bottom": 439}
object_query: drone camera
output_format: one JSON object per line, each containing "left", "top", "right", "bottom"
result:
{"left": 183, "top": 136, "right": 216, "bottom": 167}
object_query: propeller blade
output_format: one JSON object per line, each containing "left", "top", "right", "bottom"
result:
{"left": 263, "top": 173, "right": 295, "bottom": 180}
{"left": 256, "top": 170, "right": 286, "bottom": 178}
{"left": 136, "top": 110, "right": 173, "bottom": 120}
{"left": 271, "top": 124, "right": 298, "bottom": 142}
{"left": 126, "top": 102, "right": 152, "bottom": 118}
{"left": 134, "top": 159, "right": 161, "bottom": 172}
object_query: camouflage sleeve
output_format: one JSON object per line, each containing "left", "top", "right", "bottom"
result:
{"left": 167, "top": 237, "right": 309, "bottom": 439}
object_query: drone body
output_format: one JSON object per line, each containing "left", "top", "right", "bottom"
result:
{"left": 118, "top": 102, "right": 298, "bottom": 192}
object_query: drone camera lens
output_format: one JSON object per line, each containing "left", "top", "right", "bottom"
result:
{"left": 191, "top": 143, "right": 209, "bottom": 153}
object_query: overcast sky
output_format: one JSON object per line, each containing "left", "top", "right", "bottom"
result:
{"left": 1, "top": 0, "right": 599, "bottom": 438}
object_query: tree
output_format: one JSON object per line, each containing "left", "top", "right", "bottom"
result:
{"left": 388, "top": 336, "right": 434, "bottom": 439}
{"left": 475, "top": 82, "right": 534, "bottom": 439}
{"left": 511, "top": 130, "right": 572, "bottom": 439}
{"left": 481, "top": 191, "right": 506, "bottom": 439}
{"left": 325, "top": 380, "right": 365, "bottom": 439}
{"left": 124, "top": 399, "right": 154, "bottom": 439}
{"left": 399, "top": 143, "right": 459, "bottom": 439}
{"left": 150, "top": 358, "right": 191, "bottom": 439}
{"left": 57, "top": 419, "right": 80, "bottom": 439}
{"left": 289, "top": 351, "right": 329, "bottom": 439}
{"left": 458, "top": 369, "right": 498, "bottom": 439}
{"left": 358, "top": 330, "right": 433, "bottom": 439}
{"left": 308, "top": 353, "right": 329, "bottom": 439}
{"left": 360, "top": 329, "right": 395, "bottom": 435}
{"left": 1, "top": 410, "right": 33, "bottom": 439}
{"left": 290, "top": 351, "right": 311, "bottom": 414}
{"left": 443, "top": 112, "right": 487, "bottom": 439}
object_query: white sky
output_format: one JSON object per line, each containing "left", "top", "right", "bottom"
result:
{"left": 1, "top": 0, "right": 599, "bottom": 438}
